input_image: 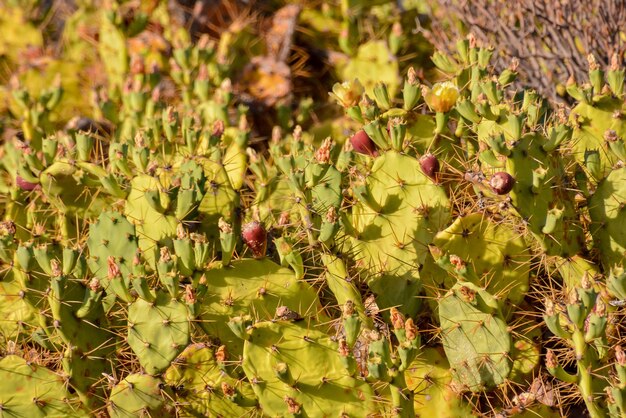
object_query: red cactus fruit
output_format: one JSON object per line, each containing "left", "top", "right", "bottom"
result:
{"left": 15, "top": 176, "right": 39, "bottom": 191}
{"left": 419, "top": 154, "right": 440, "bottom": 181}
{"left": 242, "top": 221, "right": 267, "bottom": 258}
{"left": 350, "top": 130, "right": 378, "bottom": 156}
{"left": 490, "top": 172, "right": 515, "bottom": 195}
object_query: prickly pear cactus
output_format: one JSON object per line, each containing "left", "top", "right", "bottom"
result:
{"left": 108, "top": 374, "right": 171, "bottom": 418}
{"left": 349, "top": 150, "right": 451, "bottom": 315}
{"left": 0, "top": 355, "right": 88, "bottom": 417}
{"left": 405, "top": 347, "right": 475, "bottom": 417}
{"left": 164, "top": 343, "right": 257, "bottom": 416}
{"left": 198, "top": 258, "right": 324, "bottom": 357}
{"left": 589, "top": 166, "right": 626, "bottom": 271}
{"left": 439, "top": 281, "right": 512, "bottom": 391}
{"left": 1, "top": 1, "right": 626, "bottom": 416}
{"left": 424, "top": 213, "right": 531, "bottom": 313}
{"left": 239, "top": 320, "right": 377, "bottom": 416}
{"left": 127, "top": 291, "right": 190, "bottom": 375}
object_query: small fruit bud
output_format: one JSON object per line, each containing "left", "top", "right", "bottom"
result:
{"left": 587, "top": 54, "right": 599, "bottom": 71}
{"left": 275, "top": 306, "right": 302, "bottom": 321}
{"left": 88, "top": 278, "right": 101, "bottom": 292}
{"left": 159, "top": 247, "right": 172, "bottom": 263}
{"left": 407, "top": 67, "right": 418, "bottom": 85}
{"left": 545, "top": 298, "right": 555, "bottom": 316}
{"left": 184, "top": 285, "right": 196, "bottom": 304}
{"left": 449, "top": 254, "right": 465, "bottom": 270}
{"left": 271, "top": 126, "right": 282, "bottom": 143}
{"left": 199, "top": 274, "right": 207, "bottom": 285}
{"left": 242, "top": 221, "right": 267, "bottom": 258}
{"left": 221, "top": 382, "right": 235, "bottom": 397}
{"left": 176, "top": 223, "right": 187, "bottom": 240}
{"left": 292, "top": 125, "right": 302, "bottom": 142}
{"left": 490, "top": 172, "right": 515, "bottom": 195}
{"left": 212, "top": 120, "right": 225, "bottom": 138}
{"left": 284, "top": 396, "right": 301, "bottom": 414}
{"left": 390, "top": 307, "right": 405, "bottom": 330}
{"left": 130, "top": 55, "right": 145, "bottom": 75}
{"left": 343, "top": 300, "right": 355, "bottom": 317}
{"left": 616, "top": 345, "right": 626, "bottom": 366}
{"left": 218, "top": 218, "right": 232, "bottom": 234}
{"left": 50, "top": 259, "right": 62, "bottom": 278}
{"left": 325, "top": 206, "right": 338, "bottom": 223}
{"left": 546, "top": 349, "right": 557, "bottom": 369}
{"left": 215, "top": 345, "right": 227, "bottom": 362}
{"left": 338, "top": 339, "right": 350, "bottom": 357}
{"left": 350, "top": 130, "right": 378, "bottom": 156}
{"left": 468, "top": 33, "right": 477, "bottom": 49}
{"left": 458, "top": 285, "right": 476, "bottom": 302}
{"left": 581, "top": 272, "right": 592, "bottom": 289}
{"left": 0, "top": 220, "right": 16, "bottom": 235}
{"left": 594, "top": 298, "right": 606, "bottom": 317}
{"left": 405, "top": 318, "right": 418, "bottom": 341}
{"left": 610, "top": 53, "right": 620, "bottom": 71}
{"left": 315, "top": 138, "right": 333, "bottom": 163}
{"left": 604, "top": 129, "right": 619, "bottom": 142}
{"left": 107, "top": 256, "right": 121, "bottom": 279}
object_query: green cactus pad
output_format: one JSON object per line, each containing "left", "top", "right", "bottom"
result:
{"left": 504, "top": 135, "right": 584, "bottom": 257}
{"left": 253, "top": 173, "right": 297, "bottom": 224}
{"left": 570, "top": 97, "right": 626, "bottom": 180}
{"left": 107, "top": 374, "right": 170, "bottom": 418}
{"left": 555, "top": 255, "right": 599, "bottom": 290}
{"left": 127, "top": 291, "right": 190, "bottom": 375}
{"left": 589, "top": 166, "right": 626, "bottom": 270}
{"left": 309, "top": 165, "right": 343, "bottom": 214}
{"left": 87, "top": 211, "right": 139, "bottom": 284}
{"left": 439, "top": 281, "right": 512, "bottom": 391}
{"left": 164, "top": 343, "right": 256, "bottom": 416}
{"left": 198, "top": 259, "right": 324, "bottom": 357}
{"left": 197, "top": 159, "right": 239, "bottom": 245}
{"left": 508, "top": 336, "right": 541, "bottom": 384}
{"left": 241, "top": 320, "right": 376, "bottom": 416}
{"left": 0, "top": 278, "right": 41, "bottom": 340}
{"left": 428, "top": 213, "right": 531, "bottom": 308}
{"left": 222, "top": 136, "right": 247, "bottom": 191}
{"left": 0, "top": 355, "right": 88, "bottom": 417}
{"left": 405, "top": 347, "right": 475, "bottom": 417}
{"left": 350, "top": 150, "right": 450, "bottom": 314}
{"left": 124, "top": 175, "right": 178, "bottom": 267}
{"left": 39, "top": 160, "right": 109, "bottom": 218}
{"left": 48, "top": 276, "right": 115, "bottom": 396}
{"left": 477, "top": 121, "right": 584, "bottom": 257}
{"left": 322, "top": 254, "right": 371, "bottom": 327}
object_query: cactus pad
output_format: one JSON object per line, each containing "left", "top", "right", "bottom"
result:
{"left": 240, "top": 320, "right": 376, "bottom": 416}
{"left": 439, "top": 281, "right": 512, "bottom": 391}
{"left": 127, "top": 291, "right": 190, "bottom": 375}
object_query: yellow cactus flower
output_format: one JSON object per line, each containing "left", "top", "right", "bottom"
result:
{"left": 425, "top": 81, "right": 459, "bottom": 113}
{"left": 329, "top": 79, "right": 364, "bottom": 108}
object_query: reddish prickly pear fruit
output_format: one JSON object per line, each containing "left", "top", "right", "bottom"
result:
{"left": 15, "top": 176, "right": 39, "bottom": 191}
{"left": 350, "top": 130, "right": 378, "bottom": 156}
{"left": 419, "top": 154, "right": 440, "bottom": 181}
{"left": 242, "top": 221, "right": 267, "bottom": 258}
{"left": 490, "top": 172, "right": 515, "bottom": 195}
